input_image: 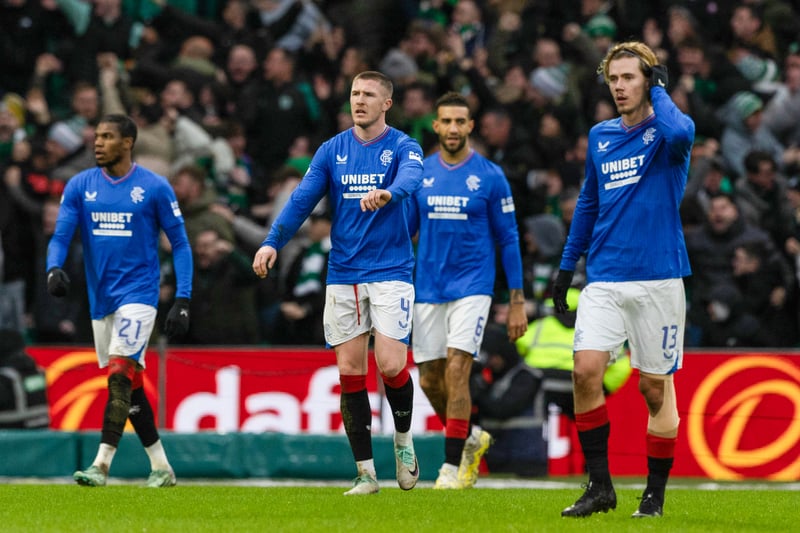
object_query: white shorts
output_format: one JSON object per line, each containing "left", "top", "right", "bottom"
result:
{"left": 412, "top": 295, "right": 492, "bottom": 363}
{"left": 91, "top": 303, "right": 157, "bottom": 368}
{"left": 323, "top": 281, "right": 414, "bottom": 346}
{"left": 574, "top": 279, "right": 685, "bottom": 375}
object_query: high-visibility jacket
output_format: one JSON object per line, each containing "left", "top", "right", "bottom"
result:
{"left": 516, "top": 316, "right": 632, "bottom": 393}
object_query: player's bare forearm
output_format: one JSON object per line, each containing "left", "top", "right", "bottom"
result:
{"left": 507, "top": 289, "right": 527, "bottom": 341}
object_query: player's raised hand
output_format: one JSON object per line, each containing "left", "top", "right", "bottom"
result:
{"left": 253, "top": 245, "right": 277, "bottom": 278}
{"left": 360, "top": 189, "right": 392, "bottom": 212}
{"left": 650, "top": 64, "right": 668, "bottom": 90}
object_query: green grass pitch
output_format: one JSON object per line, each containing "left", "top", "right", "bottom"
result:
{"left": 0, "top": 479, "right": 796, "bottom": 532}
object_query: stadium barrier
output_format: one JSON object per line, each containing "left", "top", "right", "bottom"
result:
{"left": 0, "top": 430, "right": 445, "bottom": 480}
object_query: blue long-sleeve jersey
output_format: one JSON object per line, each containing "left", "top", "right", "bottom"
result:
{"left": 410, "top": 149, "right": 523, "bottom": 302}
{"left": 560, "top": 87, "right": 695, "bottom": 282}
{"left": 47, "top": 163, "right": 193, "bottom": 319}
{"left": 262, "top": 126, "right": 424, "bottom": 284}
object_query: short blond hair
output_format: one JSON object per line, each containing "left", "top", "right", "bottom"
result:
{"left": 597, "top": 41, "right": 659, "bottom": 84}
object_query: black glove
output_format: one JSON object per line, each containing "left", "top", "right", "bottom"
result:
{"left": 165, "top": 297, "right": 190, "bottom": 340}
{"left": 47, "top": 267, "right": 71, "bottom": 297}
{"left": 552, "top": 269, "right": 574, "bottom": 314}
{"left": 650, "top": 64, "right": 668, "bottom": 90}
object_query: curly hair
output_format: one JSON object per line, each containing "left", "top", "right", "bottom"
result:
{"left": 597, "top": 41, "right": 659, "bottom": 84}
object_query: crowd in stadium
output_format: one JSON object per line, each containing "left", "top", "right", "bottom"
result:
{"left": 3, "top": 0, "right": 800, "bottom": 348}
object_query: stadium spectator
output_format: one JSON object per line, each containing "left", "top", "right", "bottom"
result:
{"left": 408, "top": 92, "right": 526, "bottom": 489}
{"left": 170, "top": 163, "right": 235, "bottom": 245}
{"left": 237, "top": 46, "right": 317, "bottom": 179}
{"left": 479, "top": 106, "right": 544, "bottom": 220}
{"left": 47, "top": 119, "right": 97, "bottom": 184}
{"left": 32, "top": 197, "right": 90, "bottom": 343}
{"left": 761, "top": 47, "right": 800, "bottom": 146}
{"left": 719, "top": 91, "right": 784, "bottom": 180}
{"left": 248, "top": 0, "right": 330, "bottom": 54}
{"left": 0, "top": 328, "right": 49, "bottom": 429}
{"left": 470, "top": 324, "right": 546, "bottom": 477}
{"left": 521, "top": 213, "right": 566, "bottom": 304}
{"left": 732, "top": 240, "right": 796, "bottom": 345}
{"left": 397, "top": 81, "right": 438, "bottom": 154}
{"left": 0, "top": 0, "right": 70, "bottom": 96}
{"left": 144, "top": 0, "right": 265, "bottom": 66}
{"left": 54, "top": 0, "right": 144, "bottom": 86}
{"left": 46, "top": 114, "right": 193, "bottom": 487}
{"left": 684, "top": 193, "right": 794, "bottom": 346}
{"left": 183, "top": 228, "right": 259, "bottom": 345}
{"left": 222, "top": 44, "right": 261, "bottom": 117}
{"left": 728, "top": 3, "right": 778, "bottom": 60}
{"left": 252, "top": 71, "right": 423, "bottom": 495}
{"left": 684, "top": 152, "right": 734, "bottom": 217}
{"left": 735, "top": 150, "right": 795, "bottom": 251}
{"left": 693, "top": 281, "right": 767, "bottom": 347}
{"left": 674, "top": 37, "right": 750, "bottom": 110}
{"left": 448, "top": 0, "right": 486, "bottom": 60}
{"left": 272, "top": 211, "right": 331, "bottom": 346}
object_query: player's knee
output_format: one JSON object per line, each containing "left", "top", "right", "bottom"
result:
{"left": 378, "top": 360, "right": 406, "bottom": 379}
{"left": 571, "top": 364, "right": 602, "bottom": 394}
{"left": 418, "top": 368, "right": 442, "bottom": 395}
{"left": 639, "top": 373, "right": 667, "bottom": 414}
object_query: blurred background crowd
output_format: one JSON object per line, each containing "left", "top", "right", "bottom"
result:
{"left": 3, "top": 0, "right": 800, "bottom": 349}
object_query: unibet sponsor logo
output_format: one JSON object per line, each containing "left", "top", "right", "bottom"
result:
{"left": 427, "top": 195, "right": 469, "bottom": 220}
{"left": 340, "top": 173, "right": 386, "bottom": 199}
{"left": 91, "top": 211, "right": 134, "bottom": 236}
{"left": 340, "top": 173, "right": 385, "bottom": 185}
{"left": 601, "top": 155, "right": 645, "bottom": 178}
{"left": 601, "top": 155, "right": 645, "bottom": 190}
{"left": 687, "top": 356, "right": 800, "bottom": 480}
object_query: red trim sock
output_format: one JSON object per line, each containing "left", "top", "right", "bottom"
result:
{"left": 575, "top": 404, "right": 609, "bottom": 432}
{"left": 340, "top": 374, "right": 367, "bottom": 393}
{"left": 647, "top": 433, "right": 676, "bottom": 459}
{"left": 445, "top": 418, "right": 469, "bottom": 439}
{"left": 381, "top": 367, "right": 410, "bottom": 389}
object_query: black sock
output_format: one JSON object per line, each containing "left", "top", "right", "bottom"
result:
{"left": 646, "top": 456, "right": 673, "bottom": 498}
{"left": 341, "top": 389, "right": 373, "bottom": 461}
{"left": 101, "top": 373, "right": 132, "bottom": 446}
{"left": 384, "top": 376, "right": 414, "bottom": 434}
{"left": 129, "top": 387, "right": 160, "bottom": 448}
{"left": 445, "top": 437, "right": 464, "bottom": 466}
{"left": 577, "top": 422, "right": 611, "bottom": 485}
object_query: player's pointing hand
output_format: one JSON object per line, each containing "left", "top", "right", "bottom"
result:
{"left": 360, "top": 189, "right": 392, "bottom": 211}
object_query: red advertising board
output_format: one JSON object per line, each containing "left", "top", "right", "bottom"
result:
{"left": 29, "top": 346, "right": 442, "bottom": 435}
{"left": 29, "top": 347, "right": 799, "bottom": 480}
